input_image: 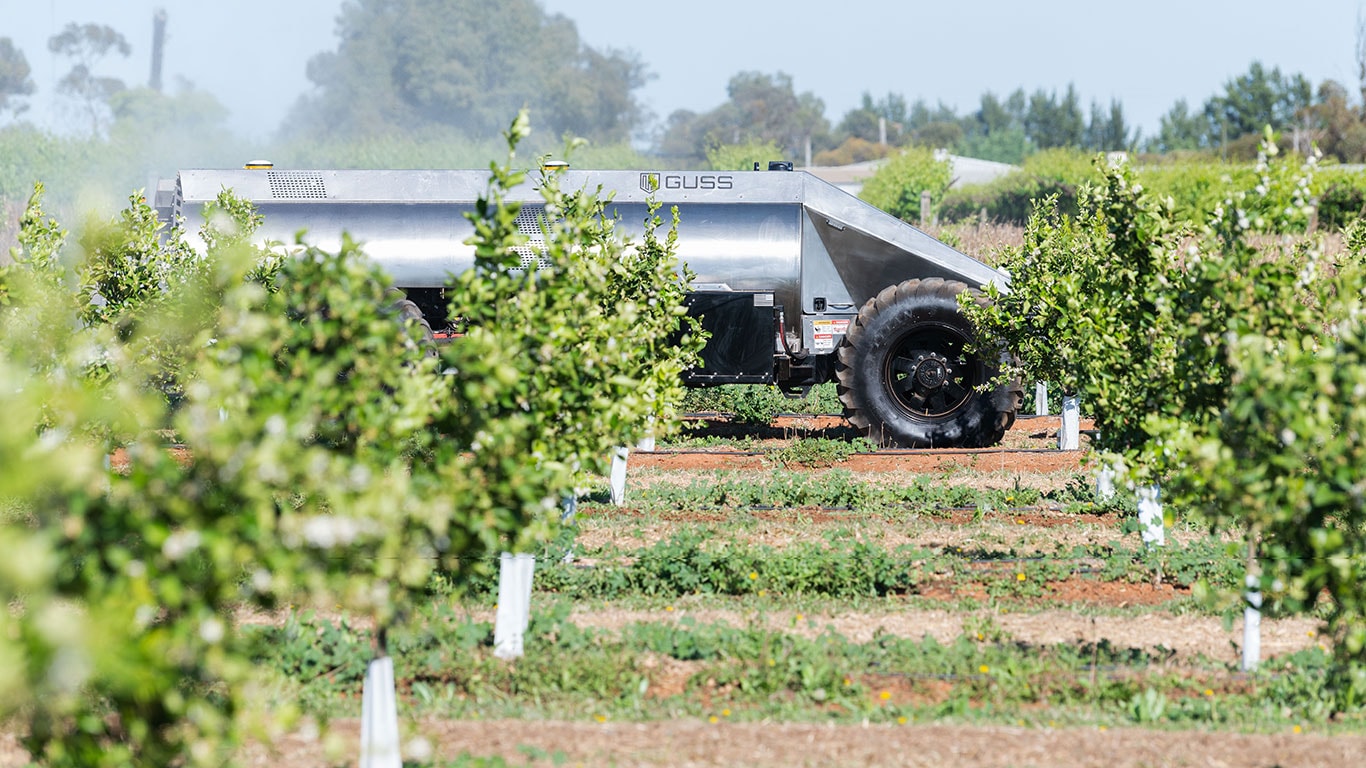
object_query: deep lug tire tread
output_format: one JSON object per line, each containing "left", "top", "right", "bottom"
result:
{"left": 836, "top": 278, "right": 1019, "bottom": 448}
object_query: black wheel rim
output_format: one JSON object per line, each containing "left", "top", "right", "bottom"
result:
{"left": 882, "top": 324, "right": 977, "bottom": 419}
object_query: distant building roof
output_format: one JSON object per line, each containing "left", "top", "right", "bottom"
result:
{"left": 806, "top": 153, "right": 1019, "bottom": 197}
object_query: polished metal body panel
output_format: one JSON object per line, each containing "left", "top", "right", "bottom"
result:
{"left": 171, "top": 167, "right": 1007, "bottom": 357}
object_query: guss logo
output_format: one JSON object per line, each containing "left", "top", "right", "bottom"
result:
{"left": 639, "top": 173, "right": 660, "bottom": 193}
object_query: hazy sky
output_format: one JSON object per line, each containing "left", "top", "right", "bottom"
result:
{"left": 3, "top": 0, "right": 1362, "bottom": 145}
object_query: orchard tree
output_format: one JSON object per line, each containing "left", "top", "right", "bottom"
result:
{"left": 288, "top": 0, "right": 649, "bottom": 144}
{"left": 858, "top": 145, "right": 952, "bottom": 223}
{"left": 963, "top": 136, "right": 1366, "bottom": 702}
{"left": 0, "top": 38, "right": 34, "bottom": 119}
{"left": 47, "top": 22, "right": 131, "bottom": 135}
{"left": 1159, "top": 205, "right": 1366, "bottom": 707}
{"left": 1, "top": 111, "right": 702, "bottom": 765}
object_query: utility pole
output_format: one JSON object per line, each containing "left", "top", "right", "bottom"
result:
{"left": 149, "top": 9, "right": 166, "bottom": 92}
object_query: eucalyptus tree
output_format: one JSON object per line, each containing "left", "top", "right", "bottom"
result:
{"left": 287, "top": 0, "right": 648, "bottom": 146}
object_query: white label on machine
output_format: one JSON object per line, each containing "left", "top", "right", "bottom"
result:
{"left": 811, "top": 318, "right": 850, "bottom": 353}
{"left": 753, "top": 293, "right": 774, "bottom": 307}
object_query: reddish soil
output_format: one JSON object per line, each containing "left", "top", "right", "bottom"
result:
{"left": 636, "top": 414, "right": 1093, "bottom": 474}
{"left": 45, "top": 411, "right": 1361, "bottom": 768}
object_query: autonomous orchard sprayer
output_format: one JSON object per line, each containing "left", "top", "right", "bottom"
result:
{"left": 160, "top": 161, "right": 1021, "bottom": 448}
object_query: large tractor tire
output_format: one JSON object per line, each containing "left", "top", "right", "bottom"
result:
{"left": 836, "top": 278, "right": 1021, "bottom": 448}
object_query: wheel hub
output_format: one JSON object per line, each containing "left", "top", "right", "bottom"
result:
{"left": 914, "top": 354, "right": 950, "bottom": 390}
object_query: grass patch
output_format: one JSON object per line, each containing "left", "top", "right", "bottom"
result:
{"left": 247, "top": 601, "right": 1361, "bottom": 731}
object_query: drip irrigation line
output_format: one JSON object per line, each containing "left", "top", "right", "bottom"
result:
{"left": 589, "top": 503, "right": 1117, "bottom": 516}
{"left": 649, "top": 446, "right": 1071, "bottom": 456}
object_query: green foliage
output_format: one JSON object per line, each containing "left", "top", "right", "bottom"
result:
{"left": 2, "top": 182, "right": 67, "bottom": 306}
{"left": 679, "top": 383, "right": 843, "bottom": 424}
{"left": 941, "top": 148, "right": 1097, "bottom": 225}
{"left": 1023, "top": 84, "right": 1085, "bottom": 150}
{"left": 767, "top": 437, "right": 876, "bottom": 467}
{"left": 1204, "top": 61, "right": 1313, "bottom": 146}
{"left": 46, "top": 22, "right": 131, "bottom": 137}
{"left": 968, "top": 129, "right": 1366, "bottom": 704}
{"left": 1317, "top": 169, "right": 1366, "bottom": 232}
{"left": 602, "top": 201, "right": 705, "bottom": 435}
{"left": 858, "top": 145, "right": 952, "bottom": 222}
{"left": 435, "top": 113, "right": 702, "bottom": 512}
{"left": 0, "top": 37, "right": 34, "bottom": 118}
{"left": 77, "top": 190, "right": 198, "bottom": 328}
{"left": 623, "top": 470, "right": 1103, "bottom": 516}
{"left": 812, "top": 136, "right": 894, "bottom": 167}
{"left": 1149, "top": 99, "right": 1208, "bottom": 153}
{"left": 965, "top": 157, "right": 1182, "bottom": 451}
{"left": 659, "top": 72, "right": 828, "bottom": 164}
{"left": 0, "top": 111, "right": 700, "bottom": 766}
{"left": 1159, "top": 226, "right": 1366, "bottom": 700}
{"left": 705, "top": 140, "right": 785, "bottom": 171}
{"left": 288, "top": 0, "right": 646, "bottom": 145}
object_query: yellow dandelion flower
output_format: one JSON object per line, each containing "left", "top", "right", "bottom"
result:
{"left": 594, "top": 714, "right": 606, "bottom": 723}
{"left": 708, "top": 715, "right": 718, "bottom": 724}
{"left": 897, "top": 716, "right": 908, "bottom": 725}
{"left": 1293, "top": 725, "right": 1303, "bottom": 734}
{"left": 665, "top": 606, "right": 674, "bottom": 612}
{"left": 758, "top": 589, "right": 767, "bottom": 597}
{"left": 1017, "top": 572, "right": 1026, "bottom": 582}
{"left": 843, "top": 677, "right": 852, "bottom": 686}
{"left": 748, "top": 571, "right": 758, "bottom": 580}
{"left": 1204, "top": 689, "right": 1214, "bottom": 697}
{"left": 979, "top": 665, "right": 990, "bottom": 674}
{"left": 879, "top": 691, "right": 891, "bottom": 701}
{"left": 767, "top": 659, "right": 776, "bottom": 667}
{"left": 722, "top": 708, "right": 731, "bottom": 717}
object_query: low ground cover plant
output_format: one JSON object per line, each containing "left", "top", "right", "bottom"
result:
{"left": 245, "top": 600, "right": 1357, "bottom": 732}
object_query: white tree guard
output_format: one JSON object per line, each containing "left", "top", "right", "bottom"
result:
{"left": 1035, "top": 382, "right": 1049, "bottom": 416}
{"left": 1059, "top": 395, "right": 1080, "bottom": 450}
{"left": 1242, "top": 574, "right": 1262, "bottom": 672}
{"left": 1095, "top": 462, "right": 1118, "bottom": 502}
{"left": 637, "top": 416, "right": 657, "bottom": 452}
{"left": 493, "top": 552, "right": 536, "bottom": 660}
{"left": 609, "top": 446, "right": 629, "bottom": 506}
{"left": 1136, "top": 485, "right": 1165, "bottom": 547}
{"left": 359, "top": 656, "right": 401, "bottom": 768}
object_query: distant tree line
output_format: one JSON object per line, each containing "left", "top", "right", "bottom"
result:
{"left": 3, "top": 1, "right": 1366, "bottom": 182}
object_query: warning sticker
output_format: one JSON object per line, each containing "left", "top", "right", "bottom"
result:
{"left": 811, "top": 318, "right": 851, "bottom": 353}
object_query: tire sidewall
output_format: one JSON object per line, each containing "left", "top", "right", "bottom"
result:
{"left": 845, "top": 287, "right": 1000, "bottom": 448}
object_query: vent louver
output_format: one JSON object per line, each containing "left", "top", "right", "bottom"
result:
{"left": 267, "top": 171, "right": 327, "bottom": 199}
{"left": 513, "top": 206, "right": 551, "bottom": 271}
